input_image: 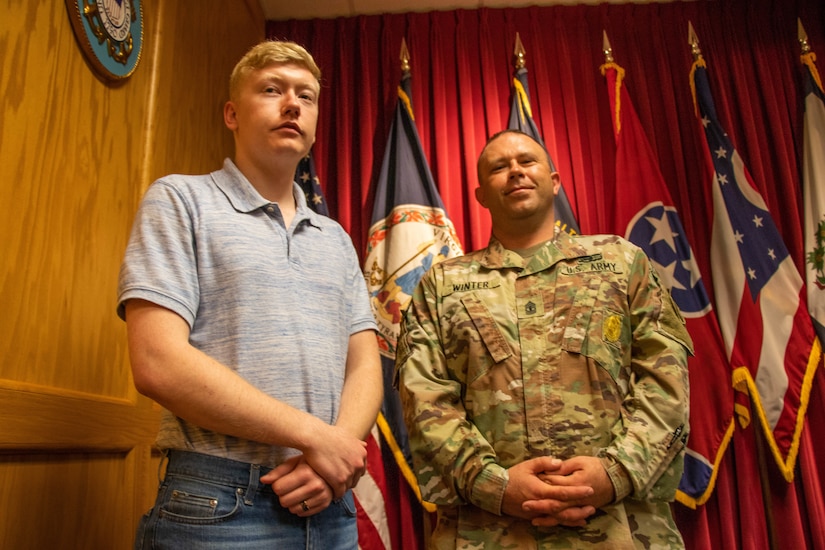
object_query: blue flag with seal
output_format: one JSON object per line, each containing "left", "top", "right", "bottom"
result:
{"left": 364, "top": 45, "right": 463, "bottom": 511}
{"left": 508, "top": 34, "right": 580, "bottom": 235}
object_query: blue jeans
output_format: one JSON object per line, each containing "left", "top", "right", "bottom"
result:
{"left": 134, "top": 450, "right": 358, "bottom": 549}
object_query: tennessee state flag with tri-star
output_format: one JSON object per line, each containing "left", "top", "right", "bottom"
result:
{"left": 601, "top": 61, "right": 733, "bottom": 507}
{"left": 363, "top": 54, "right": 463, "bottom": 548}
{"left": 601, "top": 63, "right": 734, "bottom": 508}
{"left": 690, "top": 56, "right": 820, "bottom": 481}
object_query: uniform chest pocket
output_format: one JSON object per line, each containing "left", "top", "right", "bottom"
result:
{"left": 561, "top": 277, "right": 629, "bottom": 381}
{"left": 458, "top": 293, "right": 513, "bottom": 382}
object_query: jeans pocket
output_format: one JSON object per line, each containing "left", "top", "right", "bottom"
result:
{"left": 159, "top": 480, "right": 243, "bottom": 525}
{"left": 165, "top": 489, "right": 219, "bottom": 518}
{"left": 334, "top": 492, "right": 357, "bottom": 518}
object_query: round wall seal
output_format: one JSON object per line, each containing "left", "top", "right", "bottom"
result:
{"left": 65, "top": 0, "right": 143, "bottom": 82}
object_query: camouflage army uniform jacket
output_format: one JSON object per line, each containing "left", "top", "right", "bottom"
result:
{"left": 395, "top": 232, "right": 692, "bottom": 549}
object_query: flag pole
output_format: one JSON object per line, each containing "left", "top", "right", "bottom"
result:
{"left": 799, "top": 18, "right": 822, "bottom": 91}
{"left": 798, "top": 18, "right": 810, "bottom": 55}
{"left": 602, "top": 30, "right": 613, "bottom": 63}
{"left": 688, "top": 21, "right": 702, "bottom": 61}
{"left": 400, "top": 37, "right": 410, "bottom": 71}
{"left": 687, "top": 21, "right": 705, "bottom": 118}
{"left": 600, "top": 31, "right": 623, "bottom": 134}
{"left": 514, "top": 32, "right": 525, "bottom": 70}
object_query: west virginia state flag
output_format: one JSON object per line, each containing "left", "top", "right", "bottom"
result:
{"left": 690, "top": 56, "right": 820, "bottom": 481}
{"left": 802, "top": 49, "right": 825, "bottom": 346}
{"left": 363, "top": 54, "right": 463, "bottom": 546}
{"left": 508, "top": 54, "right": 580, "bottom": 235}
{"left": 601, "top": 61, "right": 733, "bottom": 507}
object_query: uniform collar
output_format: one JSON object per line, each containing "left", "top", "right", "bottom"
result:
{"left": 480, "top": 230, "right": 593, "bottom": 273}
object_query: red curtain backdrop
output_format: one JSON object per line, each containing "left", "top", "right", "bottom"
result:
{"left": 268, "top": 0, "right": 825, "bottom": 547}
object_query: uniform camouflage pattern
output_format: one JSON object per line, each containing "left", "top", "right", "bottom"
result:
{"left": 395, "top": 232, "right": 692, "bottom": 549}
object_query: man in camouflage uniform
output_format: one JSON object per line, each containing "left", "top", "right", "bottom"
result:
{"left": 395, "top": 130, "right": 692, "bottom": 549}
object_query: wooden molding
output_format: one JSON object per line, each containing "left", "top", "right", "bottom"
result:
{"left": 0, "top": 385, "right": 160, "bottom": 452}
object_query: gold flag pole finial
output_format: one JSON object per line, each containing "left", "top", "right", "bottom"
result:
{"left": 603, "top": 31, "right": 614, "bottom": 63}
{"left": 799, "top": 19, "right": 810, "bottom": 55}
{"left": 688, "top": 21, "right": 702, "bottom": 61}
{"left": 400, "top": 37, "right": 410, "bottom": 73}
{"left": 514, "top": 32, "right": 526, "bottom": 70}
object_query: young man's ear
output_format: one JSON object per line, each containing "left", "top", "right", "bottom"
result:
{"left": 224, "top": 101, "right": 238, "bottom": 131}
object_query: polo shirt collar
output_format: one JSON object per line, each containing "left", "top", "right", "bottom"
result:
{"left": 213, "top": 158, "right": 323, "bottom": 229}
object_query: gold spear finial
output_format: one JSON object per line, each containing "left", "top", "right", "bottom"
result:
{"left": 799, "top": 19, "right": 810, "bottom": 55}
{"left": 603, "top": 30, "right": 614, "bottom": 63}
{"left": 514, "top": 32, "right": 526, "bottom": 70}
{"left": 400, "top": 37, "right": 410, "bottom": 73}
{"left": 688, "top": 21, "right": 702, "bottom": 61}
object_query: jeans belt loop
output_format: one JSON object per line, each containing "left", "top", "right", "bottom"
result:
{"left": 245, "top": 463, "right": 260, "bottom": 505}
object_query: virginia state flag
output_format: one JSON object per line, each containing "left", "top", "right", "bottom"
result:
{"left": 509, "top": 60, "right": 580, "bottom": 235}
{"left": 363, "top": 57, "right": 463, "bottom": 538}
{"left": 802, "top": 50, "right": 825, "bottom": 346}
{"left": 690, "top": 56, "right": 820, "bottom": 481}
{"left": 601, "top": 61, "right": 734, "bottom": 507}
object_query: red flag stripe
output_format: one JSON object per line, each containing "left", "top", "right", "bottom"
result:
{"left": 354, "top": 427, "right": 392, "bottom": 550}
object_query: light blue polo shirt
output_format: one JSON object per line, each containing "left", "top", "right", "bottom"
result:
{"left": 118, "top": 158, "right": 376, "bottom": 467}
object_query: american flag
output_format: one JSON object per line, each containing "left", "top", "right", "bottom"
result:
{"left": 293, "top": 152, "right": 397, "bottom": 549}
{"left": 691, "top": 57, "right": 819, "bottom": 480}
{"left": 295, "top": 152, "right": 329, "bottom": 216}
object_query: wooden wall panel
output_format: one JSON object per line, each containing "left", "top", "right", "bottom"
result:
{"left": 1, "top": 0, "right": 147, "bottom": 396}
{"left": 0, "top": 452, "right": 140, "bottom": 549}
{"left": 145, "top": 2, "right": 265, "bottom": 181}
{"left": 0, "top": 0, "right": 264, "bottom": 547}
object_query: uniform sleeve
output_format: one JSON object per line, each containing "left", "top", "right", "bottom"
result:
{"left": 395, "top": 269, "right": 508, "bottom": 515}
{"left": 602, "top": 246, "right": 692, "bottom": 501}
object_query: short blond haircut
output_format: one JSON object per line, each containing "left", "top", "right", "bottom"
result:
{"left": 229, "top": 40, "right": 321, "bottom": 101}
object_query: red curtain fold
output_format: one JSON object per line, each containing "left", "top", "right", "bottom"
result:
{"left": 268, "top": 0, "right": 825, "bottom": 547}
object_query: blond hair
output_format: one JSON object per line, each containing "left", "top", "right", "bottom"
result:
{"left": 229, "top": 40, "right": 321, "bottom": 101}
